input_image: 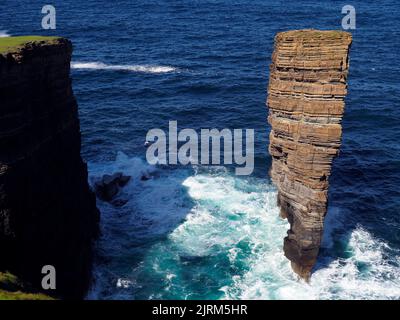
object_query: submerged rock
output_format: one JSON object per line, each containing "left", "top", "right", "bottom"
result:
{"left": 140, "top": 174, "right": 151, "bottom": 181}
{"left": 94, "top": 172, "right": 131, "bottom": 201}
{"left": 266, "top": 30, "right": 352, "bottom": 280}
{"left": 111, "top": 198, "right": 129, "bottom": 207}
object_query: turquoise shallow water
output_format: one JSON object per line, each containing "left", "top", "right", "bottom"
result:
{"left": 2, "top": 0, "right": 400, "bottom": 299}
{"left": 86, "top": 153, "right": 400, "bottom": 299}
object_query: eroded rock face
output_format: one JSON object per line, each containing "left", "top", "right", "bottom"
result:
{"left": 267, "top": 30, "right": 352, "bottom": 279}
{"left": 0, "top": 38, "right": 100, "bottom": 298}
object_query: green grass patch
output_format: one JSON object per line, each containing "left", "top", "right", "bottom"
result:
{"left": 0, "top": 290, "right": 53, "bottom": 300}
{"left": 0, "top": 272, "right": 54, "bottom": 300}
{"left": 278, "top": 29, "right": 351, "bottom": 40}
{"left": 0, "top": 36, "right": 61, "bottom": 54}
{"left": 0, "top": 271, "right": 22, "bottom": 291}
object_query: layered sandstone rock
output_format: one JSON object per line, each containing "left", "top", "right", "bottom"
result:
{"left": 267, "top": 30, "right": 352, "bottom": 279}
{"left": 0, "top": 37, "right": 100, "bottom": 298}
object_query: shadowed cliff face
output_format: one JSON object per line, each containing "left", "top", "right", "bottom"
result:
{"left": 0, "top": 37, "right": 100, "bottom": 299}
{"left": 267, "top": 30, "right": 352, "bottom": 279}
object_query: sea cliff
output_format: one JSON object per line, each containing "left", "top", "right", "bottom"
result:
{"left": 267, "top": 30, "right": 352, "bottom": 279}
{"left": 0, "top": 36, "right": 99, "bottom": 299}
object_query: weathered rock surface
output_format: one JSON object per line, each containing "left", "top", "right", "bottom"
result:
{"left": 94, "top": 172, "right": 131, "bottom": 201}
{"left": 267, "top": 30, "right": 352, "bottom": 279}
{"left": 0, "top": 37, "right": 100, "bottom": 299}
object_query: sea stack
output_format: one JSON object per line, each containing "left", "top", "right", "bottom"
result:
{"left": 0, "top": 37, "right": 99, "bottom": 298}
{"left": 267, "top": 30, "right": 352, "bottom": 279}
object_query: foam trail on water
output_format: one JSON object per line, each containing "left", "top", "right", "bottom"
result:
{"left": 71, "top": 61, "right": 179, "bottom": 74}
{"left": 87, "top": 152, "right": 400, "bottom": 300}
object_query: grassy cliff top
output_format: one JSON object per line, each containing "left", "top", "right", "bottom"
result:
{"left": 0, "top": 290, "right": 53, "bottom": 300}
{"left": 277, "top": 29, "right": 352, "bottom": 40}
{"left": 0, "top": 36, "right": 61, "bottom": 55}
{"left": 0, "top": 272, "right": 53, "bottom": 300}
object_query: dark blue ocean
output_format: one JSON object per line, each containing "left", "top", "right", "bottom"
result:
{"left": 1, "top": 0, "right": 400, "bottom": 299}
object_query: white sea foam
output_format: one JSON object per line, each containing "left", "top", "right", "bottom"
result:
{"left": 71, "top": 61, "right": 178, "bottom": 74}
{"left": 0, "top": 30, "right": 10, "bottom": 37}
{"left": 221, "top": 225, "right": 400, "bottom": 300}
{"left": 87, "top": 152, "right": 400, "bottom": 300}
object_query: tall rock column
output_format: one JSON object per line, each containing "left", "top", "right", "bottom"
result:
{"left": 0, "top": 37, "right": 100, "bottom": 299}
{"left": 267, "top": 30, "right": 352, "bottom": 279}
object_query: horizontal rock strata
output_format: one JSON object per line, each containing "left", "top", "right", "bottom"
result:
{"left": 267, "top": 30, "right": 352, "bottom": 279}
{"left": 0, "top": 37, "right": 100, "bottom": 299}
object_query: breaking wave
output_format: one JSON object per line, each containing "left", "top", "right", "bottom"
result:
{"left": 87, "top": 152, "right": 400, "bottom": 300}
{"left": 71, "top": 61, "right": 179, "bottom": 74}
